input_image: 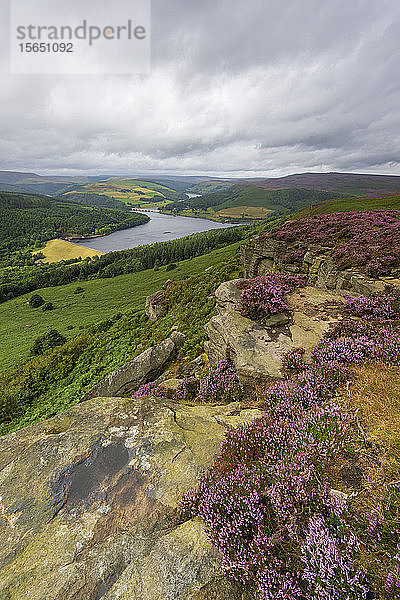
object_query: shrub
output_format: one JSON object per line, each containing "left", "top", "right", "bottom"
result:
{"left": 346, "top": 293, "right": 400, "bottom": 320}
{"left": 41, "top": 302, "right": 54, "bottom": 311}
{"left": 74, "top": 287, "right": 85, "bottom": 294}
{"left": 237, "top": 273, "right": 307, "bottom": 324}
{"left": 166, "top": 263, "right": 178, "bottom": 271}
{"left": 282, "top": 347, "right": 306, "bottom": 373}
{"left": 29, "top": 294, "right": 45, "bottom": 308}
{"left": 30, "top": 329, "right": 67, "bottom": 356}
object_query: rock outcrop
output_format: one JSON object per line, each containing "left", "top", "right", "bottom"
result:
{"left": 145, "top": 279, "right": 175, "bottom": 321}
{"left": 0, "top": 395, "right": 262, "bottom": 599}
{"left": 81, "top": 331, "right": 185, "bottom": 402}
{"left": 241, "top": 236, "right": 389, "bottom": 296}
{"left": 205, "top": 279, "right": 345, "bottom": 384}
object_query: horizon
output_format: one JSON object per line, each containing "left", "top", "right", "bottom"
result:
{"left": 3, "top": 168, "right": 400, "bottom": 180}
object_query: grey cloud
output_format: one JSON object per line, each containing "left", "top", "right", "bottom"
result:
{"left": 0, "top": 0, "right": 399, "bottom": 175}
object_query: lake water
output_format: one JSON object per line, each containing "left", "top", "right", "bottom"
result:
{"left": 76, "top": 211, "right": 237, "bottom": 253}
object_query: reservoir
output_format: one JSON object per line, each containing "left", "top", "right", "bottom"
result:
{"left": 77, "top": 211, "right": 237, "bottom": 253}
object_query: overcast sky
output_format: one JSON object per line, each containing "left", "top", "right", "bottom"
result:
{"left": 1, "top": 0, "right": 400, "bottom": 177}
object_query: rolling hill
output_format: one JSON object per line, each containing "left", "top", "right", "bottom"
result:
{"left": 165, "top": 185, "right": 346, "bottom": 220}
{"left": 246, "top": 171, "right": 400, "bottom": 196}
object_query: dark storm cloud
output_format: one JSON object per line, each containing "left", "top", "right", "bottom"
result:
{"left": 0, "top": 0, "right": 399, "bottom": 175}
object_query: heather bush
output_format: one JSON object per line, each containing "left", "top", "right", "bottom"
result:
{"left": 238, "top": 273, "right": 307, "bottom": 324}
{"left": 281, "top": 347, "right": 306, "bottom": 373}
{"left": 346, "top": 293, "right": 400, "bottom": 320}
{"left": 179, "top": 397, "right": 355, "bottom": 597}
{"left": 197, "top": 360, "right": 243, "bottom": 403}
{"left": 132, "top": 360, "right": 243, "bottom": 405}
{"left": 131, "top": 381, "right": 169, "bottom": 399}
{"left": 174, "top": 376, "right": 199, "bottom": 402}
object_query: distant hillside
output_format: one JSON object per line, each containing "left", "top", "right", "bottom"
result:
{"left": 294, "top": 194, "right": 400, "bottom": 218}
{"left": 166, "top": 185, "right": 345, "bottom": 219}
{"left": 0, "top": 192, "right": 149, "bottom": 257}
{"left": 0, "top": 171, "right": 40, "bottom": 184}
{"left": 0, "top": 171, "right": 110, "bottom": 197}
{"left": 249, "top": 171, "right": 400, "bottom": 196}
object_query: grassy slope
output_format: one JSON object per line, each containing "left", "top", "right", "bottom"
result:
{"left": 40, "top": 239, "right": 104, "bottom": 263}
{"left": 0, "top": 249, "right": 241, "bottom": 434}
{"left": 345, "top": 363, "right": 400, "bottom": 481}
{"left": 294, "top": 194, "right": 400, "bottom": 218}
{"left": 0, "top": 241, "right": 241, "bottom": 370}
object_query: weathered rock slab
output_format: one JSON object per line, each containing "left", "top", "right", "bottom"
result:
{"left": 81, "top": 331, "right": 185, "bottom": 402}
{"left": 0, "top": 396, "right": 262, "bottom": 600}
{"left": 205, "top": 283, "right": 345, "bottom": 383}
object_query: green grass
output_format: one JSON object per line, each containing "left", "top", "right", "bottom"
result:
{"left": 110, "top": 179, "right": 177, "bottom": 193}
{"left": 294, "top": 194, "right": 400, "bottom": 218}
{"left": 0, "top": 241, "right": 241, "bottom": 370}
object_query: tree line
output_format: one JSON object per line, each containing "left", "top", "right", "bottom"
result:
{"left": 0, "top": 191, "right": 149, "bottom": 258}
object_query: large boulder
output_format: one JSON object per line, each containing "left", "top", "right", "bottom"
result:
{"left": 0, "top": 395, "right": 262, "bottom": 600}
{"left": 81, "top": 331, "right": 185, "bottom": 402}
{"left": 205, "top": 280, "right": 345, "bottom": 384}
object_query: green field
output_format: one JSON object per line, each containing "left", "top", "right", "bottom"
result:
{"left": 40, "top": 239, "right": 105, "bottom": 263}
{"left": 0, "top": 241, "right": 241, "bottom": 370}
{"left": 294, "top": 194, "right": 400, "bottom": 218}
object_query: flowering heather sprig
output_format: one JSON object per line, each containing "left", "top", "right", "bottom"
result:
{"left": 238, "top": 273, "right": 307, "bottom": 323}
{"left": 269, "top": 210, "right": 400, "bottom": 275}
{"left": 174, "top": 376, "right": 199, "bottom": 402}
{"left": 131, "top": 381, "right": 169, "bottom": 399}
{"left": 197, "top": 359, "right": 243, "bottom": 403}
{"left": 301, "top": 514, "right": 368, "bottom": 599}
{"left": 281, "top": 347, "right": 306, "bottom": 373}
